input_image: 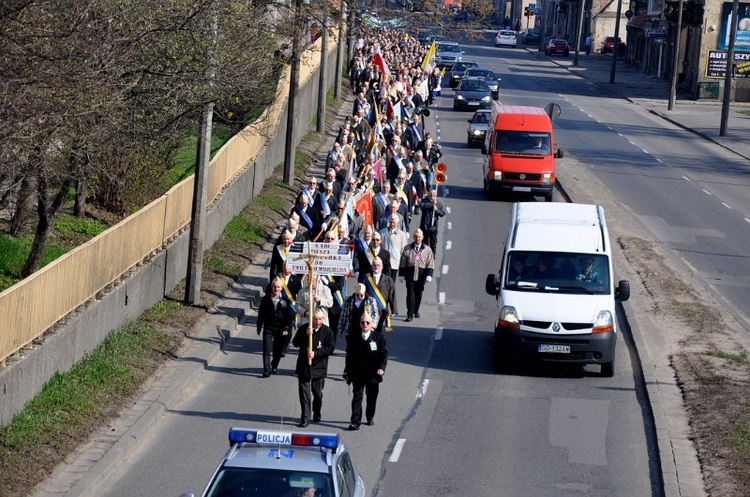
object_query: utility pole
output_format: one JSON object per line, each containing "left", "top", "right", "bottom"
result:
{"left": 284, "top": 0, "right": 303, "bottom": 185}
{"left": 720, "top": 0, "right": 740, "bottom": 136}
{"left": 609, "top": 0, "right": 623, "bottom": 83}
{"left": 186, "top": 12, "right": 218, "bottom": 305}
{"left": 334, "top": 0, "right": 345, "bottom": 99}
{"left": 573, "top": 0, "right": 586, "bottom": 66}
{"left": 667, "top": 0, "right": 684, "bottom": 110}
{"left": 317, "top": 7, "right": 328, "bottom": 134}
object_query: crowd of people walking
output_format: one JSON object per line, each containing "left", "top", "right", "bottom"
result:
{"left": 256, "top": 27, "right": 448, "bottom": 430}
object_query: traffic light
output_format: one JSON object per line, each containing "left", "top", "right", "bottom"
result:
{"left": 524, "top": 7, "right": 530, "bottom": 16}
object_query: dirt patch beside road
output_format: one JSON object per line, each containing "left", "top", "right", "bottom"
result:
{"left": 619, "top": 235, "right": 750, "bottom": 497}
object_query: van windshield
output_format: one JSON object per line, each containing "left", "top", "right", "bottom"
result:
{"left": 505, "top": 251, "right": 610, "bottom": 294}
{"left": 495, "top": 131, "right": 551, "bottom": 155}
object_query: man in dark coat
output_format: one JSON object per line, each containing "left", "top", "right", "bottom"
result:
{"left": 257, "top": 277, "right": 295, "bottom": 377}
{"left": 344, "top": 317, "right": 388, "bottom": 430}
{"left": 360, "top": 257, "right": 398, "bottom": 332}
{"left": 292, "top": 308, "right": 336, "bottom": 427}
{"left": 398, "top": 229, "right": 435, "bottom": 321}
{"left": 419, "top": 189, "right": 446, "bottom": 255}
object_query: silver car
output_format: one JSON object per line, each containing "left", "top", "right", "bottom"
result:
{"left": 467, "top": 109, "right": 492, "bottom": 148}
{"left": 182, "top": 427, "right": 366, "bottom": 497}
{"left": 435, "top": 41, "right": 462, "bottom": 68}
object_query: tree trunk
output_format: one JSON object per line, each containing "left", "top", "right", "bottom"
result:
{"left": 9, "top": 175, "right": 34, "bottom": 237}
{"left": 74, "top": 179, "right": 86, "bottom": 218}
{"left": 21, "top": 173, "right": 74, "bottom": 277}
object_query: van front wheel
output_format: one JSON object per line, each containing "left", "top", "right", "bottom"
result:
{"left": 601, "top": 359, "right": 615, "bottom": 377}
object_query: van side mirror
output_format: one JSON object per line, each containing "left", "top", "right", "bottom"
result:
{"left": 615, "top": 280, "right": 630, "bottom": 301}
{"left": 555, "top": 148, "right": 564, "bottom": 159}
{"left": 485, "top": 273, "right": 499, "bottom": 296}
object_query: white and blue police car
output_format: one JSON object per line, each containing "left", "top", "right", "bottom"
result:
{"left": 181, "top": 427, "right": 366, "bottom": 497}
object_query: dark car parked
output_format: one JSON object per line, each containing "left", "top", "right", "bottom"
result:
{"left": 545, "top": 38, "right": 570, "bottom": 57}
{"left": 450, "top": 60, "right": 479, "bottom": 88}
{"left": 601, "top": 36, "right": 626, "bottom": 55}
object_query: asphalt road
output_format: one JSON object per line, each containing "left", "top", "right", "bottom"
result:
{"left": 91, "top": 41, "right": 672, "bottom": 497}
{"left": 53, "top": 30, "right": 750, "bottom": 497}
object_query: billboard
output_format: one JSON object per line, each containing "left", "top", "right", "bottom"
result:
{"left": 719, "top": 2, "right": 750, "bottom": 50}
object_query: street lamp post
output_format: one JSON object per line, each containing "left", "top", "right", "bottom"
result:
{"left": 573, "top": 0, "right": 586, "bottom": 65}
{"left": 667, "top": 0, "right": 684, "bottom": 110}
{"left": 720, "top": 0, "right": 741, "bottom": 136}
{"left": 609, "top": 0, "right": 623, "bottom": 82}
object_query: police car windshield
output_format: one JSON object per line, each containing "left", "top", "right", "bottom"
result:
{"left": 505, "top": 251, "right": 610, "bottom": 294}
{"left": 205, "top": 468, "right": 333, "bottom": 497}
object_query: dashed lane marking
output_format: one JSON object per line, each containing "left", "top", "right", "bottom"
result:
{"left": 389, "top": 439, "right": 407, "bottom": 462}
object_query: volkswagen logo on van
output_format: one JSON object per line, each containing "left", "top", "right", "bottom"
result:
{"left": 519, "top": 173, "right": 526, "bottom": 180}
{"left": 552, "top": 322, "right": 560, "bottom": 332}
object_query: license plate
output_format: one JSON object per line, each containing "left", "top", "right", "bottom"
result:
{"left": 469, "top": 102, "right": 480, "bottom": 106}
{"left": 538, "top": 344, "right": 571, "bottom": 353}
{"left": 512, "top": 186, "right": 531, "bottom": 192}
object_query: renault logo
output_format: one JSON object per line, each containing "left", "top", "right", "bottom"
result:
{"left": 552, "top": 323, "right": 560, "bottom": 332}
{"left": 519, "top": 173, "right": 526, "bottom": 180}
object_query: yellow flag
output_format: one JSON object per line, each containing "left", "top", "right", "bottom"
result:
{"left": 404, "top": 33, "right": 410, "bottom": 42}
{"left": 440, "top": 66, "right": 446, "bottom": 77}
{"left": 421, "top": 40, "right": 436, "bottom": 69}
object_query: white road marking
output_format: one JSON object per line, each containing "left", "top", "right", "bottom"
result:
{"left": 389, "top": 439, "right": 407, "bottom": 462}
{"left": 745, "top": 218, "right": 750, "bottom": 224}
{"left": 435, "top": 327, "right": 443, "bottom": 340}
{"left": 682, "top": 175, "right": 691, "bottom": 181}
{"left": 417, "top": 379, "right": 430, "bottom": 399}
{"left": 447, "top": 221, "right": 452, "bottom": 230}
{"left": 446, "top": 206, "right": 451, "bottom": 214}
{"left": 439, "top": 292, "right": 446, "bottom": 304}
{"left": 445, "top": 240, "right": 452, "bottom": 250}
{"left": 641, "top": 148, "right": 649, "bottom": 154}
{"left": 701, "top": 189, "right": 712, "bottom": 195}
{"left": 722, "top": 202, "right": 733, "bottom": 210}
{"left": 442, "top": 265, "right": 449, "bottom": 274}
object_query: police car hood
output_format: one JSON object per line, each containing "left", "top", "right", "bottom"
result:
{"left": 503, "top": 291, "right": 611, "bottom": 327}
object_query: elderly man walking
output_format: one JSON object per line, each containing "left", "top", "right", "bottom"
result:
{"left": 399, "top": 229, "right": 435, "bottom": 322}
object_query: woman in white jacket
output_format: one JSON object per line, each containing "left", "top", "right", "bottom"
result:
{"left": 297, "top": 274, "right": 334, "bottom": 327}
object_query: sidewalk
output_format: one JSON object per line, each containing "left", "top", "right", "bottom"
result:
{"left": 548, "top": 51, "right": 750, "bottom": 161}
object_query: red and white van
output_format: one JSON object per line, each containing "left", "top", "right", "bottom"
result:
{"left": 481, "top": 104, "right": 563, "bottom": 202}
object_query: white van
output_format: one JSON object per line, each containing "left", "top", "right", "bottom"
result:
{"left": 485, "top": 203, "right": 630, "bottom": 376}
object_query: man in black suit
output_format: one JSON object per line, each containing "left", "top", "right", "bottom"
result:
{"left": 360, "top": 257, "right": 398, "bottom": 331}
{"left": 344, "top": 317, "right": 388, "bottom": 430}
{"left": 398, "top": 229, "right": 435, "bottom": 321}
{"left": 368, "top": 232, "right": 392, "bottom": 276}
{"left": 292, "top": 308, "right": 336, "bottom": 427}
{"left": 419, "top": 189, "right": 446, "bottom": 256}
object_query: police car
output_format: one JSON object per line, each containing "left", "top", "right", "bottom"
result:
{"left": 181, "top": 427, "right": 366, "bottom": 497}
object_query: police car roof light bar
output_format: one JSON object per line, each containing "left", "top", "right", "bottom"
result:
{"left": 228, "top": 428, "right": 339, "bottom": 449}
